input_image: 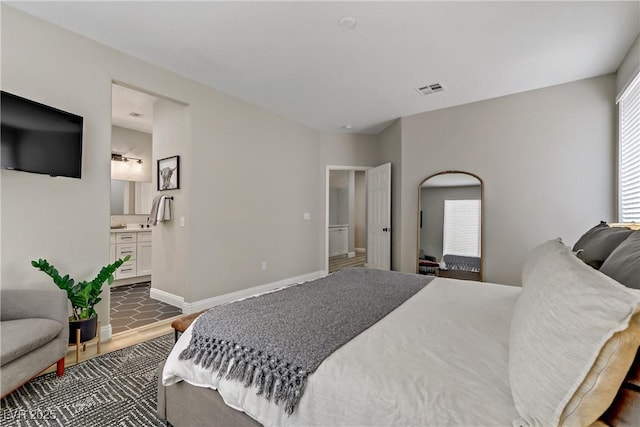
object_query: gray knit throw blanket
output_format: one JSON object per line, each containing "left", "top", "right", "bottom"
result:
{"left": 179, "top": 267, "right": 432, "bottom": 415}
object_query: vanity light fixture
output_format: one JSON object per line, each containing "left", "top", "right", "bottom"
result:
{"left": 111, "top": 153, "right": 143, "bottom": 164}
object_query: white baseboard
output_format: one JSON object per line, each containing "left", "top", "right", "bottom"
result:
{"left": 347, "top": 251, "right": 356, "bottom": 258}
{"left": 182, "top": 270, "right": 326, "bottom": 314}
{"left": 100, "top": 323, "right": 112, "bottom": 342}
{"left": 355, "top": 247, "right": 366, "bottom": 253}
{"left": 150, "top": 287, "right": 185, "bottom": 309}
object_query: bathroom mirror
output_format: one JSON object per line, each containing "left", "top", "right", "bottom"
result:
{"left": 110, "top": 179, "right": 153, "bottom": 215}
{"left": 417, "top": 171, "right": 483, "bottom": 281}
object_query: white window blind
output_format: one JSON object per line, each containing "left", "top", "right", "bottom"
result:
{"left": 619, "top": 72, "right": 640, "bottom": 222}
{"left": 443, "top": 199, "right": 481, "bottom": 257}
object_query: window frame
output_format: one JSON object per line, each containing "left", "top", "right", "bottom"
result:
{"left": 617, "top": 70, "right": 640, "bottom": 223}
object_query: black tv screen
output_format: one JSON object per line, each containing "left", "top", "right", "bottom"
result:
{"left": 1, "top": 91, "right": 83, "bottom": 178}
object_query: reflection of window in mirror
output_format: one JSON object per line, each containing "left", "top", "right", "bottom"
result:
{"left": 443, "top": 199, "right": 481, "bottom": 257}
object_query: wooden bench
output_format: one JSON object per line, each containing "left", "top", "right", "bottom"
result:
{"left": 170, "top": 310, "right": 206, "bottom": 342}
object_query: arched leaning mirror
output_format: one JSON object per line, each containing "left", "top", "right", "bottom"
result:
{"left": 417, "top": 171, "right": 483, "bottom": 281}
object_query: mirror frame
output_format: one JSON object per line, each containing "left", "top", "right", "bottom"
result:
{"left": 416, "top": 170, "right": 484, "bottom": 281}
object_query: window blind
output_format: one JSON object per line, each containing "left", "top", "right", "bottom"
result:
{"left": 619, "top": 72, "right": 640, "bottom": 223}
{"left": 443, "top": 199, "right": 481, "bottom": 257}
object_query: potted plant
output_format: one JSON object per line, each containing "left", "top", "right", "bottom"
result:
{"left": 31, "top": 256, "right": 131, "bottom": 344}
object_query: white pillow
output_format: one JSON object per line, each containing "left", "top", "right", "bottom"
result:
{"left": 510, "top": 238, "right": 640, "bottom": 427}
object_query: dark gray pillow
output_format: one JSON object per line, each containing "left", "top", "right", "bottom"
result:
{"left": 572, "top": 221, "right": 608, "bottom": 252}
{"left": 600, "top": 231, "right": 640, "bottom": 289}
{"left": 574, "top": 224, "right": 633, "bottom": 269}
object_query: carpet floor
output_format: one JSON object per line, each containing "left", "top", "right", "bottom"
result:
{"left": 1, "top": 334, "right": 174, "bottom": 426}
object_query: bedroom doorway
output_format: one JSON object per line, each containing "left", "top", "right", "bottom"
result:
{"left": 326, "top": 164, "right": 391, "bottom": 273}
{"left": 109, "top": 83, "right": 183, "bottom": 336}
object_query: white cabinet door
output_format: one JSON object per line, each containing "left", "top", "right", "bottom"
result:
{"left": 329, "top": 228, "right": 338, "bottom": 256}
{"left": 329, "top": 227, "right": 348, "bottom": 256}
{"left": 137, "top": 241, "right": 152, "bottom": 276}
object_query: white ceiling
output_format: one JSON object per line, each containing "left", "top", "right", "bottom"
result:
{"left": 111, "top": 84, "right": 157, "bottom": 133}
{"left": 8, "top": 1, "right": 640, "bottom": 134}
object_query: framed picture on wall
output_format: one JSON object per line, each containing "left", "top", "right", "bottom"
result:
{"left": 157, "top": 155, "right": 180, "bottom": 191}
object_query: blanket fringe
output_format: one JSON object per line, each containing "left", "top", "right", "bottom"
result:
{"left": 179, "top": 336, "right": 308, "bottom": 415}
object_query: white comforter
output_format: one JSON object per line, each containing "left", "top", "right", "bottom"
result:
{"left": 163, "top": 278, "right": 521, "bottom": 426}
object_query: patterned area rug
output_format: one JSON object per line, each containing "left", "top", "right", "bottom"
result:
{"left": 1, "top": 334, "right": 174, "bottom": 426}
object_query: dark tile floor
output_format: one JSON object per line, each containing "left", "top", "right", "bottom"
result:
{"left": 110, "top": 282, "right": 182, "bottom": 334}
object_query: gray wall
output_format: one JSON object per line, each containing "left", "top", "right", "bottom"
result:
{"left": 354, "top": 171, "right": 366, "bottom": 249}
{"left": 329, "top": 188, "right": 348, "bottom": 225}
{"left": 420, "top": 185, "right": 481, "bottom": 261}
{"left": 617, "top": 34, "right": 639, "bottom": 95}
{"left": 152, "top": 99, "right": 190, "bottom": 298}
{"left": 0, "top": 6, "right": 625, "bottom": 313}
{"left": 400, "top": 75, "right": 617, "bottom": 285}
{"left": 319, "top": 133, "right": 379, "bottom": 267}
{"left": 0, "top": 7, "right": 379, "bottom": 325}
{"left": 2, "top": 7, "right": 114, "bottom": 324}
{"left": 329, "top": 170, "right": 366, "bottom": 252}
{"left": 329, "top": 170, "right": 349, "bottom": 226}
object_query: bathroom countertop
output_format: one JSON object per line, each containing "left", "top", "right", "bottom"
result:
{"left": 329, "top": 224, "right": 349, "bottom": 228}
{"left": 110, "top": 227, "right": 152, "bottom": 233}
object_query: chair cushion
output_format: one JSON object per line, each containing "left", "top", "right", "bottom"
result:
{"left": 0, "top": 318, "right": 63, "bottom": 366}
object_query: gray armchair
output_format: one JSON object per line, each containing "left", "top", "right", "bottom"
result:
{"left": 1, "top": 288, "right": 69, "bottom": 397}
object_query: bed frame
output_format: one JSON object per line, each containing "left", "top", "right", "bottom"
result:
{"left": 157, "top": 351, "right": 640, "bottom": 427}
{"left": 157, "top": 361, "right": 259, "bottom": 427}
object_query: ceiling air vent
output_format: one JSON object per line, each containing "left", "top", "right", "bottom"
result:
{"left": 128, "top": 112, "right": 143, "bottom": 117}
{"left": 416, "top": 82, "right": 445, "bottom": 96}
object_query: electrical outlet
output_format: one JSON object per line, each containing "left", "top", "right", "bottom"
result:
{"left": 179, "top": 216, "right": 185, "bottom": 227}
{"left": 261, "top": 261, "right": 267, "bottom": 271}
{"left": 303, "top": 212, "right": 311, "bottom": 220}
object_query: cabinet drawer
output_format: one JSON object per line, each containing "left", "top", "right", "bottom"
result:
{"left": 116, "top": 232, "right": 137, "bottom": 243}
{"left": 116, "top": 243, "right": 137, "bottom": 260}
{"left": 116, "top": 260, "right": 137, "bottom": 280}
{"left": 137, "top": 232, "right": 152, "bottom": 242}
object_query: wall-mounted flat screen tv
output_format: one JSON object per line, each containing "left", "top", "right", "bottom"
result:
{"left": 1, "top": 91, "right": 83, "bottom": 178}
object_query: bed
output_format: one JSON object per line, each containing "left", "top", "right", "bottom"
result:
{"left": 158, "top": 226, "right": 640, "bottom": 427}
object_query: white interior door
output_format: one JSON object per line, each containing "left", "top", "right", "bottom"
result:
{"left": 367, "top": 163, "right": 391, "bottom": 270}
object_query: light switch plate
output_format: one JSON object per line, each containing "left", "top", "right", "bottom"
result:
{"left": 180, "top": 216, "right": 185, "bottom": 227}
{"left": 303, "top": 213, "right": 311, "bottom": 220}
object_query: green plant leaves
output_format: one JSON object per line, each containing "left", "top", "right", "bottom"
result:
{"left": 31, "top": 255, "right": 132, "bottom": 321}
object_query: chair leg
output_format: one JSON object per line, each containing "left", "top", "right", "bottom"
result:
{"left": 56, "top": 358, "right": 65, "bottom": 376}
